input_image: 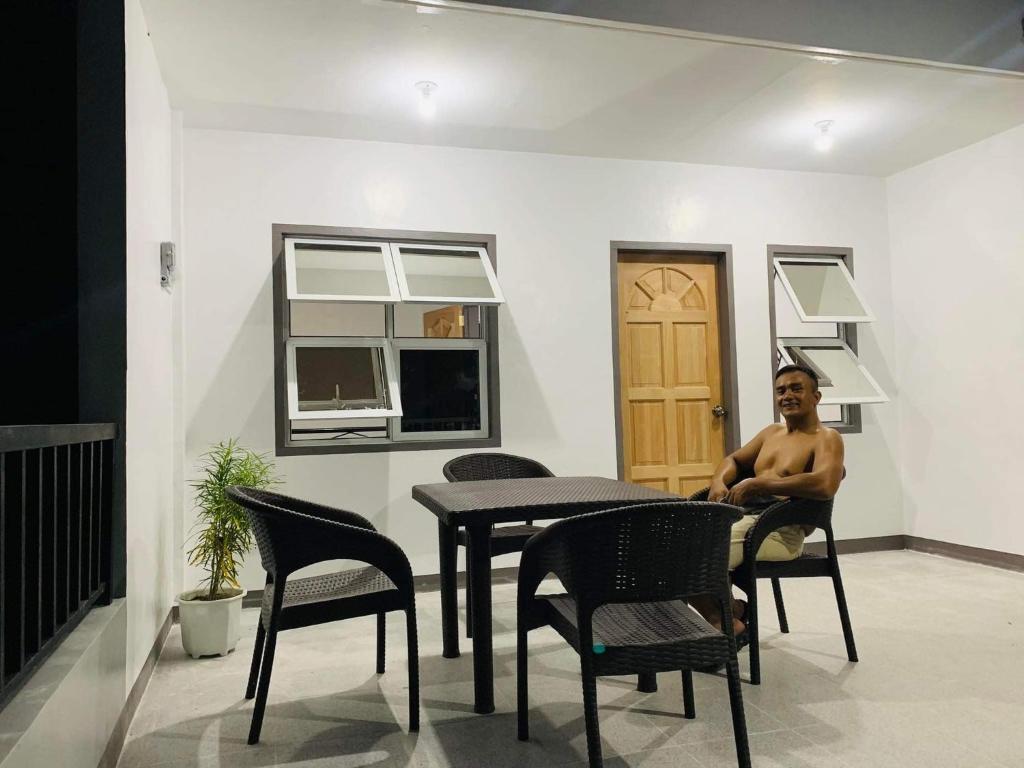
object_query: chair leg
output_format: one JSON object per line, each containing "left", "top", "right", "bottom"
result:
{"left": 725, "top": 658, "right": 752, "bottom": 768}
{"left": 682, "top": 670, "right": 695, "bottom": 719}
{"left": 831, "top": 561, "right": 859, "bottom": 663}
{"left": 517, "top": 622, "right": 529, "bottom": 741}
{"left": 248, "top": 587, "right": 284, "bottom": 745}
{"left": 376, "top": 611, "right": 386, "bottom": 674}
{"left": 746, "top": 580, "right": 761, "bottom": 686}
{"left": 771, "top": 578, "right": 789, "bottom": 633}
{"left": 465, "top": 550, "right": 475, "bottom": 640}
{"left": 406, "top": 605, "right": 420, "bottom": 732}
{"left": 580, "top": 667, "right": 603, "bottom": 768}
{"left": 245, "top": 618, "right": 266, "bottom": 700}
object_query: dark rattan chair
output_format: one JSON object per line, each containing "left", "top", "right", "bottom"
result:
{"left": 442, "top": 452, "right": 554, "bottom": 638}
{"left": 226, "top": 486, "right": 419, "bottom": 745}
{"left": 689, "top": 485, "right": 858, "bottom": 685}
{"left": 517, "top": 501, "right": 750, "bottom": 768}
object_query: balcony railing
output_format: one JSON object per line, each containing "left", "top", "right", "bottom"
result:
{"left": 0, "top": 423, "right": 117, "bottom": 711}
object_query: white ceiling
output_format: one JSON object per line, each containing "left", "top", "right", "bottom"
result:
{"left": 141, "top": 0, "right": 1024, "bottom": 176}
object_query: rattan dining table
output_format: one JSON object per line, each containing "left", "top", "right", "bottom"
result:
{"left": 412, "top": 475, "right": 680, "bottom": 714}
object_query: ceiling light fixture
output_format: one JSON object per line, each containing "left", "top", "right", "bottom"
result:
{"left": 415, "top": 81, "right": 438, "bottom": 120}
{"left": 814, "top": 120, "right": 835, "bottom": 152}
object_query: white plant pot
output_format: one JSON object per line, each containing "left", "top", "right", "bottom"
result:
{"left": 177, "top": 587, "right": 246, "bottom": 659}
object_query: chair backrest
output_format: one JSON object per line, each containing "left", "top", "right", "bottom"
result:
{"left": 442, "top": 452, "right": 554, "bottom": 482}
{"left": 226, "top": 486, "right": 376, "bottom": 576}
{"left": 531, "top": 501, "right": 741, "bottom": 608}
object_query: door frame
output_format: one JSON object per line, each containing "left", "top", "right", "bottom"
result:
{"left": 609, "top": 241, "right": 741, "bottom": 481}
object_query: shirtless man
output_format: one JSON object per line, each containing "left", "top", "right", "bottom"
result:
{"left": 694, "top": 364, "right": 845, "bottom": 633}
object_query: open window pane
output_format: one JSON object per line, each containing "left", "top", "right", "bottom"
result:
{"left": 286, "top": 238, "right": 400, "bottom": 302}
{"left": 289, "top": 417, "right": 388, "bottom": 443}
{"left": 780, "top": 339, "right": 888, "bottom": 405}
{"left": 774, "top": 275, "right": 839, "bottom": 338}
{"left": 392, "top": 341, "right": 487, "bottom": 440}
{"left": 391, "top": 244, "right": 504, "bottom": 304}
{"left": 775, "top": 257, "right": 873, "bottom": 323}
{"left": 394, "top": 303, "right": 483, "bottom": 339}
{"left": 287, "top": 339, "right": 402, "bottom": 420}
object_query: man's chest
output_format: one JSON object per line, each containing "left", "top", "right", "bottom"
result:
{"left": 755, "top": 433, "right": 816, "bottom": 475}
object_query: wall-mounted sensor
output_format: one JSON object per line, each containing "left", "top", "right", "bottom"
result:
{"left": 160, "top": 241, "right": 175, "bottom": 287}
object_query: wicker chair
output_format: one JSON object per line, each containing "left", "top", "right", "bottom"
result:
{"left": 517, "top": 501, "right": 750, "bottom": 768}
{"left": 442, "top": 452, "right": 554, "bottom": 638}
{"left": 689, "top": 485, "right": 858, "bottom": 685}
{"left": 225, "top": 487, "right": 419, "bottom": 745}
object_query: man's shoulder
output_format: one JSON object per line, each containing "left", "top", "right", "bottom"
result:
{"left": 817, "top": 425, "right": 844, "bottom": 445}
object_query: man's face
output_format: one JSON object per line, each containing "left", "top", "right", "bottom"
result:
{"left": 775, "top": 371, "right": 821, "bottom": 418}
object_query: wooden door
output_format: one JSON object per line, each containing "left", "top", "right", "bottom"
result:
{"left": 423, "top": 305, "right": 464, "bottom": 338}
{"left": 617, "top": 258, "right": 726, "bottom": 497}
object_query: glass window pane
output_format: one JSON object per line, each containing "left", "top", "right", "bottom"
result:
{"left": 818, "top": 404, "right": 844, "bottom": 423}
{"left": 399, "top": 349, "right": 481, "bottom": 433}
{"left": 795, "top": 346, "right": 886, "bottom": 403}
{"left": 290, "top": 417, "right": 388, "bottom": 442}
{"left": 394, "top": 303, "right": 482, "bottom": 338}
{"left": 290, "top": 302, "right": 385, "bottom": 337}
{"left": 776, "top": 259, "right": 871, "bottom": 320}
{"left": 292, "top": 242, "right": 393, "bottom": 298}
{"left": 774, "top": 275, "right": 838, "bottom": 338}
{"left": 399, "top": 248, "right": 496, "bottom": 299}
{"left": 295, "top": 346, "right": 388, "bottom": 412}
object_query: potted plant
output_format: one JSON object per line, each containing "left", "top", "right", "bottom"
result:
{"left": 179, "top": 439, "right": 278, "bottom": 658}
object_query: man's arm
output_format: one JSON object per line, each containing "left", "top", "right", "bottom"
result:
{"left": 747, "top": 429, "right": 845, "bottom": 501}
{"left": 708, "top": 426, "right": 775, "bottom": 501}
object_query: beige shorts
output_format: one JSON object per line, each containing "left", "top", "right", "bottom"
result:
{"left": 729, "top": 514, "right": 807, "bottom": 570}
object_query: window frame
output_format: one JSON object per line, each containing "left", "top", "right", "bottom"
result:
{"left": 777, "top": 338, "right": 889, "bottom": 405}
{"left": 767, "top": 245, "right": 864, "bottom": 434}
{"left": 272, "top": 224, "right": 502, "bottom": 456}
{"left": 773, "top": 255, "right": 875, "bottom": 323}
{"left": 390, "top": 337, "right": 490, "bottom": 442}
{"left": 286, "top": 337, "right": 402, "bottom": 421}
{"left": 285, "top": 237, "right": 402, "bottom": 303}
{"left": 389, "top": 242, "right": 506, "bottom": 305}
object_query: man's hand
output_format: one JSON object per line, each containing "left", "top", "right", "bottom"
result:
{"left": 724, "top": 477, "right": 764, "bottom": 506}
{"left": 708, "top": 480, "right": 729, "bottom": 502}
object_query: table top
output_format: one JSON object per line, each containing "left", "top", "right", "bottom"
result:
{"left": 412, "top": 475, "right": 682, "bottom": 526}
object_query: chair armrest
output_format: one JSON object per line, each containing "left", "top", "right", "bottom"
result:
{"left": 517, "top": 523, "right": 572, "bottom": 628}
{"left": 741, "top": 497, "right": 833, "bottom": 564}
{"left": 269, "top": 512, "right": 414, "bottom": 597}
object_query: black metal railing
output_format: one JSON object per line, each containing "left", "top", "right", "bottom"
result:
{"left": 0, "top": 423, "right": 117, "bottom": 711}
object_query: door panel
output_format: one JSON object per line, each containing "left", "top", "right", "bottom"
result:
{"left": 617, "top": 258, "right": 726, "bottom": 496}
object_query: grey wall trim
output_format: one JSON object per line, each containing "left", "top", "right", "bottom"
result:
{"left": 803, "top": 534, "right": 905, "bottom": 557}
{"left": 271, "top": 224, "right": 501, "bottom": 456}
{"left": 905, "top": 536, "right": 1024, "bottom": 574}
{"left": 609, "top": 242, "right": 740, "bottom": 481}
{"left": 97, "top": 609, "right": 173, "bottom": 768}
{"left": 767, "top": 244, "right": 862, "bottom": 434}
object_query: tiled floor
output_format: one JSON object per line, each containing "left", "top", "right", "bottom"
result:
{"left": 119, "top": 551, "right": 1024, "bottom": 767}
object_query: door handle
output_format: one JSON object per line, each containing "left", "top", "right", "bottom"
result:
{"left": 712, "top": 405, "right": 728, "bottom": 418}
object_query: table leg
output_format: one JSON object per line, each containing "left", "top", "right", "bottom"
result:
{"left": 438, "top": 520, "right": 459, "bottom": 659}
{"left": 466, "top": 522, "right": 495, "bottom": 714}
{"left": 636, "top": 672, "right": 658, "bottom": 692}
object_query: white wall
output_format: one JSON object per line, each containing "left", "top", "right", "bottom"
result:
{"left": 125, "top": 0, "right": 178, "bottom": 687}
{"left": 888, "top": 124, "right": 1024, "bottom": 556}
{"left": 182, "top": 130, "right": 904, "bottom": 587}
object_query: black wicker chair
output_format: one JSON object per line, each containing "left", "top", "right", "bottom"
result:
{"left": 517, "top": 501, "right": 750, "bottom": 768}
{"left": 689, "top": 485, "right": 858, "bottom": 685}
{"left": 226, "top": 487, "right": 419, "bottom": 745}
{"left": 442, "top": 452, "right": 554, "bottom": 638}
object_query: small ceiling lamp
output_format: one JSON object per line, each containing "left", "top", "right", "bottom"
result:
{"left": 814, "top": 120, "right": 835, "bottom": 152}
{"left": 415, "top": 81, "right": 438, "bottom": 120}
